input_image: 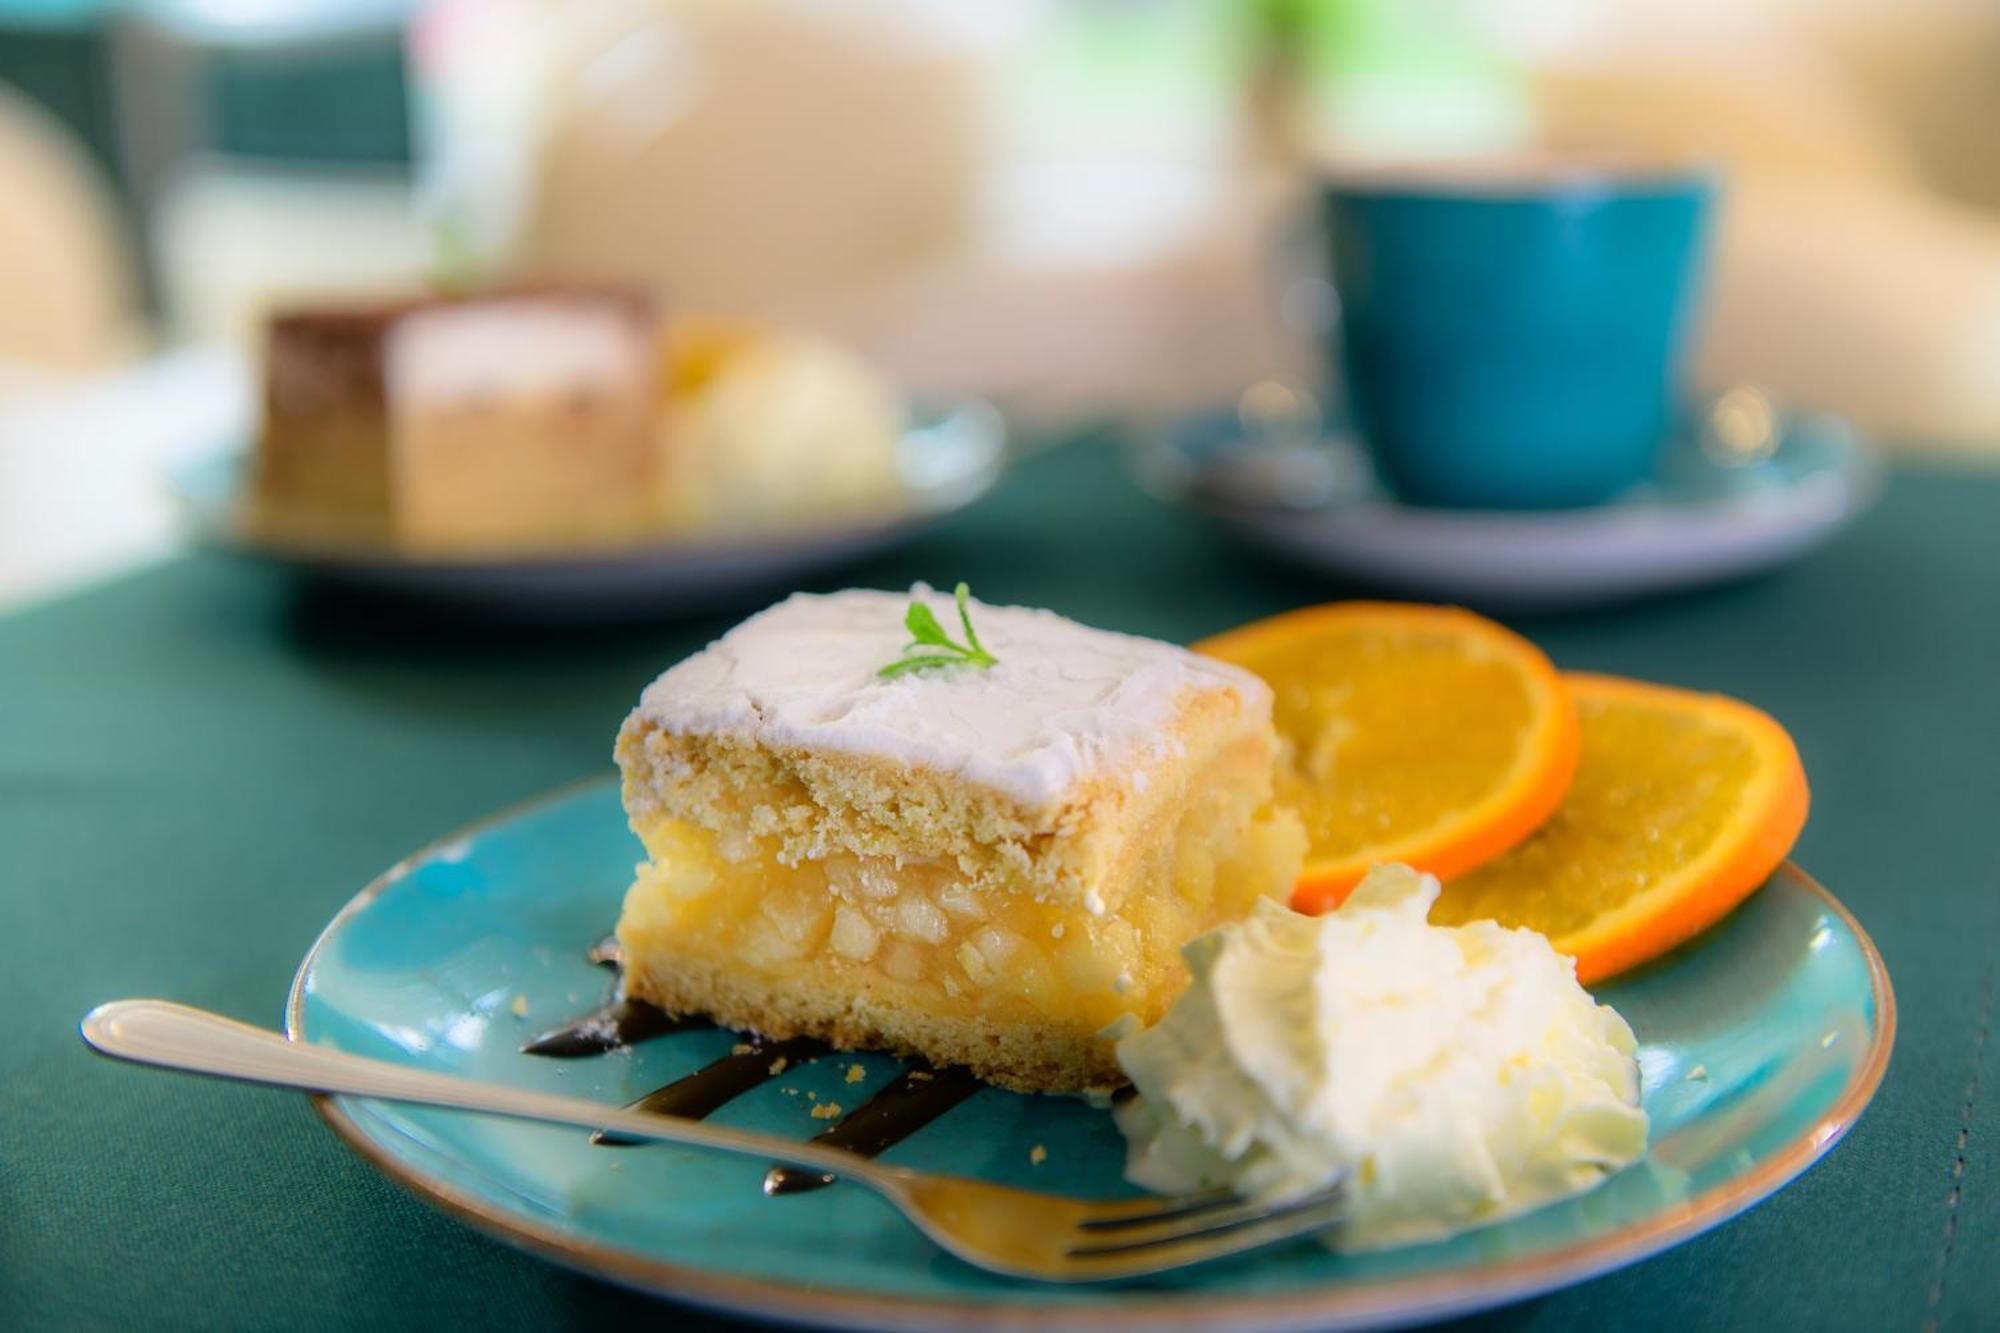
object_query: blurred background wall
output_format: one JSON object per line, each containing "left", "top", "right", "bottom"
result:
{"left": 3, "top": 0, "right": 1999, "bottom": 438}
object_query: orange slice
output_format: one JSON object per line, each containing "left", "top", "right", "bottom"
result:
{"left": 1197, "top": 603, "right": 1579, "bottom": 913}
{"left": 1432, "top": 673, "right": 1809, "bottom": 984}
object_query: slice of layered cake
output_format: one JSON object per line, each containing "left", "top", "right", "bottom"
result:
{"left": 614, "top": 586, "right": 1304, "bottom": 1092}
{"left": 254, "top": 288, "right": 659, "bottom": 550}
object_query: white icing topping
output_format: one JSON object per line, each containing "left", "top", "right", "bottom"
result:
{"left": 631, "top": 586, "right": 1269, "bottom": 811}
{"left": 385, "top": 299, "right": 645, "bottom": 408}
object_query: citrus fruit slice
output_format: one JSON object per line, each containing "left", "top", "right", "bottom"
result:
{"left": 1197, "top": 602, "right": 1579, "bottom": 913}
{"left": 1431, "top": 672, "right": 1809, "bottom": 984}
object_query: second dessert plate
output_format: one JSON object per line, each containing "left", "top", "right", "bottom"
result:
{"left": 1134, "top": 395, "right": 1882, "bottom": 611}
{"left": 290, "top": 779, "right": 1893, "bottom": 1332}
{"left": 171, "top": 401, "right": 1005, "bottom": 621}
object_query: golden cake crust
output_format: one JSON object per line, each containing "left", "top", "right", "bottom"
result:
{"left": 622, "top": 949, "right": 1124, "bottom": 1092}
{"left": 616, "top": 683, "right": 1249, "bottom": 913}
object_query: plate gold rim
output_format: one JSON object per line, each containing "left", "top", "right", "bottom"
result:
{"left": 286, "top": 778, "right": 1897, "bottom": 1333}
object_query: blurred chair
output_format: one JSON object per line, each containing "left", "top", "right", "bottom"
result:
{"left": 501, "top": 0, "right": 986, "bottom": 323}
{"left": 432, "top": 0, "right": 1296, "bottom": 420}
{"left": 0, "top": 84, "right": 138, "bottom": 377}
{"left": 1809, "top": 2, "right": 2000, "bottom": 215}
{"left": 1529, "top": 14, "right": 2000, "bottom": 452}
{"left": 1697, "top": 180, "right": 2000, "bottom": 452}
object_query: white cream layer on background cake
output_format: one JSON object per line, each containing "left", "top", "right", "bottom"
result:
{"left": 614, "top": 586, "right": 1304, "bottom": 1091}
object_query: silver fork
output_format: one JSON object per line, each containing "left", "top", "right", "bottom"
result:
{"left": 81, "top": 1000, "right": 1345, "bottom": 1282}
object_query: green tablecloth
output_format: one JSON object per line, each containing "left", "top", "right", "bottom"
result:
{"left": 4, "top": 438, "right": 1995, "bottom": 1330}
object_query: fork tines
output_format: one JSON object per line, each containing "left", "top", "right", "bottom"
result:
{"left": 1067, "top": 1180, "right": 1349, "bottom": 1260}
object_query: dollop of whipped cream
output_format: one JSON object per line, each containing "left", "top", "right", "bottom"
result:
{"left": 1114, "top": 864, "right": 1648, "bottom": 1251}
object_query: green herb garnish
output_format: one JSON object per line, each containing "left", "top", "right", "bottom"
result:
{"left": 878, "top": 582, "right": 999, "bottom": 678}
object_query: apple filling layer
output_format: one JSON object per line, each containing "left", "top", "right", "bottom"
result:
{"left": 616, "top": 783, "right": 1302, "bottom": 1090}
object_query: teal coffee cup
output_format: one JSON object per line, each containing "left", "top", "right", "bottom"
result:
{"left": 1317, "top": 157, "right": 1717, "bottom": 509}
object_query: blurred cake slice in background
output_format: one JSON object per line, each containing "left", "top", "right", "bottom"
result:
{"left": 254, "top": 287, "right": 660, "bottom": 551}
{"left": 656, "top": 319, "right": 905, "bottom": 535}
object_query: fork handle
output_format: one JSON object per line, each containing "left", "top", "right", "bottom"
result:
{"left": 82, "top": 999, "right": 886, "bottom": 1187}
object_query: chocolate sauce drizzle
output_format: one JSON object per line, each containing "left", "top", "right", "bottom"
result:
{"left": 592, "top": 1034, "right": 830, "bottom": 1146}
{"left": 763, "top": 1063, "right": 981, "bottom": 1195}
{"left": 521, "top": 937, "right": 981, "bottom": 1183}
{"left": 519, "top": 996, "right": 706, "bottom": 1058}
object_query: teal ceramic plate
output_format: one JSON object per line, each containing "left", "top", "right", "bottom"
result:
{"left": 288, "top": 780, "right": 1893, "bottom": 1331}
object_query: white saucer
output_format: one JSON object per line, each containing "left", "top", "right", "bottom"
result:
{"left": 172, "top": 401, "right": 1005, "bottom": 621}
{"left": 1134, "top": 397, "right": 1882, "bottom": 611}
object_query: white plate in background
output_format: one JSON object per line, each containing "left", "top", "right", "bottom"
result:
{"left": 172, "top": 400, "right": 1005, "bottom": 622}
{"left": 1134, "top": 391, "right": 1883, "bottom": 612}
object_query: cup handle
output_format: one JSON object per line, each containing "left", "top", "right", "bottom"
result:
{"left": 1266, "top": 193, "right": 1346, "bottom": 419}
